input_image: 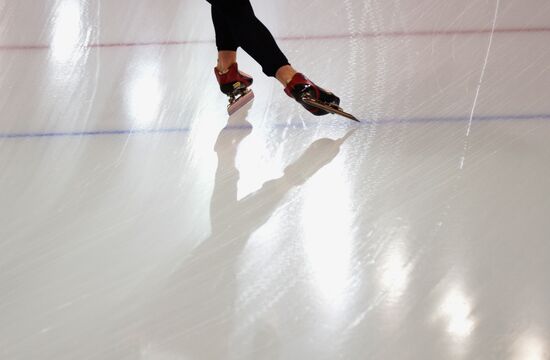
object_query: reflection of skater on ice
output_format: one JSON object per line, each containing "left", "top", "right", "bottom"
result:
{"left": 143, "top": 107, "right": 355, "bottom": 358}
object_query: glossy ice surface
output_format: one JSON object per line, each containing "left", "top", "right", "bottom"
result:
{"left": 1, "top": 0, "right": 550, "bottom": 359}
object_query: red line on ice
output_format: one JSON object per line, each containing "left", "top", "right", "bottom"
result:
{"left": 1, "top": 27, "right": 549, "bottom": 51}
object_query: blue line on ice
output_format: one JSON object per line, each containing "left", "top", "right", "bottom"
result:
{"left": 1, "top": 113, "right": 549, "bottom": 140}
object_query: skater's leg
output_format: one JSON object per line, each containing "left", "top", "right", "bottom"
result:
{"left": 208, "top": 0, "right": 292, "bottom": 79}
{"left": 217, "top": 51, "right": 237, "bottom": 73}
{"left": 211, "top": 5, "right": 238, "bottom": 73}
{"left": 209, "top": 0, "right": 254, "bottom": 115}
{"left": 211, "top": 5, "right": 238, "bottom": 52}
{"left": 211, "top": 5, "right": 239, "bottom": 73}
{"left": 275, "top": 65, "right": 298, "bottom": 86}
{"left": 208, "top": 0, "right": 289, "bottom": 77}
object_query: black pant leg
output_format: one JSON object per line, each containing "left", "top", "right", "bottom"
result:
{"left": 207, "top": 0, "right": 290, "bottom": 77}
{"left": 211, "top": 6, "right": 239, "bottom": 51}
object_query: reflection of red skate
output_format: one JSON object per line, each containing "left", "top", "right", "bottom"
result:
{"left": 215, "top": 63, "right": 255, "bottom": 115}
{"left": 285, "top": 73, "right": 359, "bottom": 122}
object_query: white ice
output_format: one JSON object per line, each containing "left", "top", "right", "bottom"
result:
{"left": 1, "top": 0, "right": 550, "bottom": 359}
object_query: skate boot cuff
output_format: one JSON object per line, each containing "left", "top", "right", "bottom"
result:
{"left": 214, "top": 63, "right": 253, "bottom": 87}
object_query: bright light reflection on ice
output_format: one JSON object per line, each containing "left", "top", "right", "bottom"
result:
{"left": 513, "top": 334, "right": 548, "bottom": 360}
{"left": 438, "top": 288, "right": 476, "bottom": 339}
{"left": 302, "top": 157, "right": 353, "bottom": 310}
{"left": 379, "top": 241, "right": 410, "bottom": 302}
{"left": 51, "top": 0, "right": 83, "bottom": 62}
{"left": 126, "top": 63, "right": 163, "bottom": 127}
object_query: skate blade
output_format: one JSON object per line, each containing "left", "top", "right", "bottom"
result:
{"left": 228, "top": 90, "right": 254, "bottom": 116}
{"left": 302, "top": 97, "right": 359, "bottom": 122}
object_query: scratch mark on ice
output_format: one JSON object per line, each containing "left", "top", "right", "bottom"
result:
{"left": 460, "top": 0, "right": 501, "bottom": 169}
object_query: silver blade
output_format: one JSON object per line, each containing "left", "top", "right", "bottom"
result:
{"left": 302, "top": 97, "right": 360, "bottom": 122}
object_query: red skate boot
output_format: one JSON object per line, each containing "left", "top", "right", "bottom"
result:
{"left": 215, "top": 63, "right": 255, "bottom": 115}
{"left": 284, "top": 73, "right": 358, "bottom": 121}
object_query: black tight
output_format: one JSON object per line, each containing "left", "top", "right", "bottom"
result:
{"left": 207, "top": 0, "right": 289, "bottom": 77}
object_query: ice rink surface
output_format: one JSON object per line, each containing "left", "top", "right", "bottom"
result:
{"left": 1, "top": 0, "right": 550, "bottom": 359}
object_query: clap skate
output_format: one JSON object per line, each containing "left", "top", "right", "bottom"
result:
{"left": 215, "top": 63, "right": 254, "bottom": 115}
{"left": 284, "top": 73, "right": 358, "bottom": 122}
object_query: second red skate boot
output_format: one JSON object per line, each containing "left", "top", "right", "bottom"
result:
{"left": 284, "top": 73, "right": 358, "bottom": 121}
